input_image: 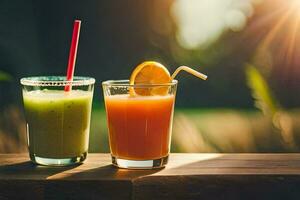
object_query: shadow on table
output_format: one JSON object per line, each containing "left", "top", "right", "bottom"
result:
{"left": 0, "top": 161, "right": 79, "bottom": 179}
{"left": 64, "top": 164, "right": 163, "bottom": 180}
{"left": 57, "top": 164, "right": 163, "bottom": 199}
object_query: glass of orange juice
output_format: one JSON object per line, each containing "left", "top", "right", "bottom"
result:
{"left": 102, "top": 80, "right": 177, "bottom": 169}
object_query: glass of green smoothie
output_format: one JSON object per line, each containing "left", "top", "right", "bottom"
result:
{"left": 21, "top": 76, "right": 95, "bottom": 166}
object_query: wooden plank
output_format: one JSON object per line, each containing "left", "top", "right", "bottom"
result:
{"left": 133, "top": 154, "right": 300, "bottom": 200}
{"left": 133, "top": 175, "right": 300, "bottom": 200}
{"left": 0, "top": 154, "right": 132, "bottom": 200}
{"left": 1, "top": 153, "right": 300, "bottom": 199}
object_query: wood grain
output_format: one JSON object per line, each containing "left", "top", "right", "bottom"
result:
{"left": 1, "top": 153, "right": 300, "bottom": 199}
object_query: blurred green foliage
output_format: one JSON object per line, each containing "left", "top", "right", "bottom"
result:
{"left": 246, "top": 64, "right": 280, "bottom": 116}
{"left": 0, "top": 71, "right": 12, "bottom": 81}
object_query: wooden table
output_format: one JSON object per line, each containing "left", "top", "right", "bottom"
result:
{"left": 1, "top": 153, "right": 300, "bottom": 200}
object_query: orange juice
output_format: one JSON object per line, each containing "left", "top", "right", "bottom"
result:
{"left": 104, "top": 94, "right": 175, "bottom": 160}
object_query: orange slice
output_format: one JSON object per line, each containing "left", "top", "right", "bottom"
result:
{"left": 129, "top": 61, "right": 171, "bottom": 96}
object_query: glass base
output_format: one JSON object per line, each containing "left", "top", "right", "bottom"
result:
{"left": 30, "top": 152, "right": 87, "bottom": 166}
{"left": 111, "top": 155, "right": 169, "bottom": 169}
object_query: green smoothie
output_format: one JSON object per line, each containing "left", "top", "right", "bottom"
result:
{"left": 23, "top": 89, "right": 93, "bottom": 159}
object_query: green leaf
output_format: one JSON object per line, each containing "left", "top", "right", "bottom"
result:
{"left": 246, "top": 64, "right": 279, "bottom": 116}
{"left": 0, "top": 71, "right": 12, "bottom": 81}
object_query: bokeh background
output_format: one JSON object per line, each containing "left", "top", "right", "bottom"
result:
{"left": 1, "top": 0, "right": 300, "bottom": 153}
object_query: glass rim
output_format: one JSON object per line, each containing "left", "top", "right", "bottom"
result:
{"left": 102, "top": 79, "right": 178, "bottom": 87}
{"left": 20, "top": 76, "right": 95, "bottom": 86}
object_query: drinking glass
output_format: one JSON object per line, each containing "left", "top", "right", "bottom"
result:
{"left": 21, "top": 76, "right": 95, "bottom": 166}
{"left": 102, "top": 80, "right": 177, "bottom": 169}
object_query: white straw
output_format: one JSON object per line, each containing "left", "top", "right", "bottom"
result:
{"left": 171, "top": 66, "right": 207, "bottom": 80}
